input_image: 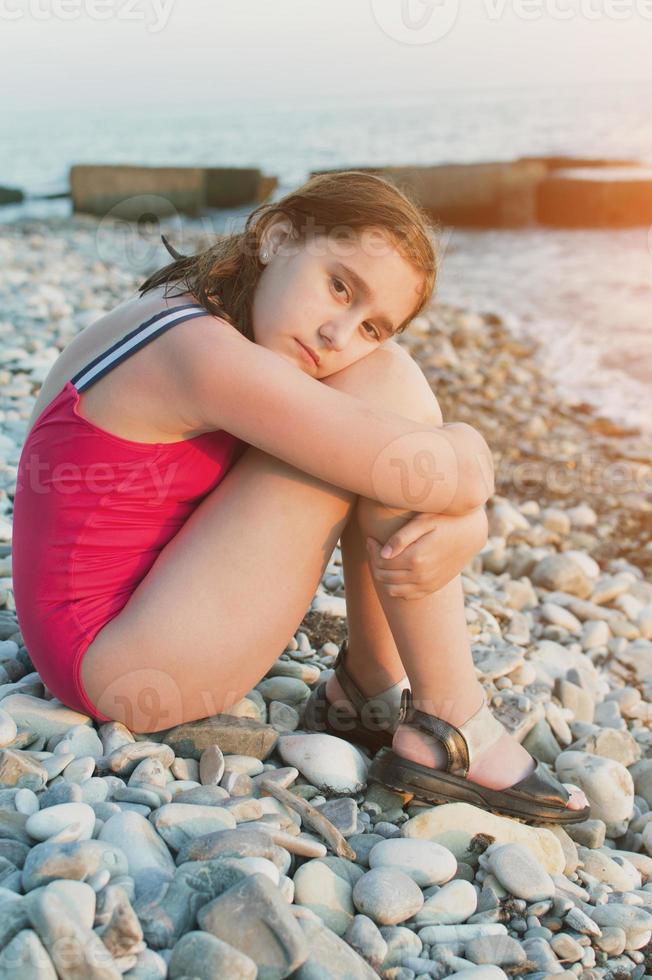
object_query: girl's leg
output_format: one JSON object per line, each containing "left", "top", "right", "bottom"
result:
{"left": 337, "top": 482, "right": 587, "bottom": 808}
{"left": 332, "top": 501, "right": 409, "bottom": 697}
{"left": 80, "top": 444, "right": 356, "bottom": 734}
{"left": 79, "top": 343, "right": 425, "bottom": 734}
{"left": 324, "top": 356, "right": 587, "bottom": 810}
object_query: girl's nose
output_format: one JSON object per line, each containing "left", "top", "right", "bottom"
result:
{"left": 319, "top": 314, "right": 358, "bottom": 351}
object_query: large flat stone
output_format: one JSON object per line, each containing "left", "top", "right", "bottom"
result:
{"left": 150, "top": 715, "right": 278, "bottom": 761}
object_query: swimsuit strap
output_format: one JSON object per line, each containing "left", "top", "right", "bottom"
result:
{"left": 70, "top": 303, "right": 208, "bottom": 393}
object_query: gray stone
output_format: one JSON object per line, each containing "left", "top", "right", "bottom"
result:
{"left": 197, "top": 872, "right": 309, "bottom": 978}
{"left": 103, "top": 743, "right": 174, "bottom": 778}
{"left": 269, "top": 701, "right": 300, "bottom": 732}
{"left": 593, "top": 925, "right": 627, "bottom": 956}
{"left": 0, "top": 749, "right": 48, "bottom": 790}
{"left": 578, "top": 846, "right": 641, "bottom": 891}
{"left": 352, "top": 867, "right": 424, "bottom": 926}
{"left": 134, "top": 858, "right": 249, "bottom": 950}
{"left": 277, "top": 734, "right": 369, "bottom": 794}
{"left": 344, "top": 914, "right": 388, "bottom": 971}
{"left": 0, "top": 709, "right": 18, "bottom": 750}
{"left": 175, "top": 827, "right": 291, "bottom": 873}
{"left": 346, "top": 834, "right": 384, "bottom": 867}
{"left": 293, "top": 915, "right": 378, "bottom": 979}
{"left": 521, "top": 720, "right": 561, "bottom": 765}
{"left": 198, "top": 744, "right": 225, "bottom": 785}
{"left": 293, "top": 856, "right": 364, "bottom": 935}
{"left": 315, "top": 798, "right": 358, "bottom": 836}
{"left": 573, "top": 727, "right": 641, "bottom": 767}
{"left": 256, "top": 676, "right": 311, "bottom": 704}
{"left": 466, "top": 934, "right": 527, "bottom": 967}
{"left": 588, "top": 903, "right": 652, "bottom": 950}
{"left": 0, "top": 928, "right": 57, "bottom": 978}
{"left": 170, "top": 784, "right": 229, "bottom": 806}
{"left": 27, "top": 888, "right": 121, "bottom": 978}
{"left": 0, "top": 695, "right": 92, "bottom": 738}
{"left": 378, "top": 925, "right": 422, "bottom": 969}
{"left": 24, "top": 880, "right": 96, "bottom": 931}
{"left": 487, "top": 843, "right": 554, "bottom": 902}
{"left": 149, "top": 715, "right": 279, "bottom": 761}
{"left": 51, "top": 725, "right": 104, "bottom": 760}
{"left": 555, "top": 750, "right": 634, "bottom": 830}
{"left": 98, "top": 811, "right": 175, "bottom": 895}
{"left": 168, "top": 929, "right": 256, "bottom": 980}
{"left": 413, "top": 879, "right": 477, "bottom": 926}
{"left": 549, "top": 932, "right": 583, "bottom": 963}
{"left": 21, "top": 839, "right": 128, "bottom": 893}
{"left": 0, "top": 889, "right": 30, "bottom": 949}
{"left": 26, "top": 803, "right": 96, "bottom": 843}
{"left": 148, "top": 803, "right": 235, "bottom": 851}
{"left": 128, "top": 756, "right": 169, "bottom": 789}
{"left": 0, "top": 808, "right": 31, "bottom": 844}
{"left": 565, "top": 818, "right": 606, "bottom": 849}
{"left": 472, "top": 645, "right": 524, "bottom": 681}
{"left": 368, "top": 838, "right": 457, "bottom": 887}
{"left": 521, "top": 936, "right": 563, "bottom": 973}
{"left": 531, "top": 554, "right": 593, "bottom": 598}
{"left": 557, "top": 679, "right": 594, "bottom": 723}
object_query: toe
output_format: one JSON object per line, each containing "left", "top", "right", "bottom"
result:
{"left": 562, "top": 782, "right": 589, "bottom": 811}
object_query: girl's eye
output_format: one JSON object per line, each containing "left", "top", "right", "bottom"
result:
{"left": 331, "top": 277, "right": 380, "bottom": 341}
{"left": 331, "top": 276, "right": 349, "bottom": 298}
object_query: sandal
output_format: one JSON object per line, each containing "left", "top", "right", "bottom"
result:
{"left": 302, "top": 639, "right": 405, "bottom": 754}
{"left": 368, "top": 689, "right": 591, "bottom": 825}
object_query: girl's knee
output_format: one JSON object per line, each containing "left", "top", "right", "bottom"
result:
{"left": 324, "top": 344, "right": 444, "bottom": 426}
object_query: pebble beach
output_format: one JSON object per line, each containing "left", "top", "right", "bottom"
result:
{"left": 0, "top": 214, "right": 650, "bottom": 978}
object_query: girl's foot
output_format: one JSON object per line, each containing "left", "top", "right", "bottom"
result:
{"left": 393, "top": 718, "right": 589, "bottom": 811}
{"left": 302, "top": 639, "right": 408, "bottom": 753}
{"left": 324, "top": 670, "right": 408, "bottom": 717}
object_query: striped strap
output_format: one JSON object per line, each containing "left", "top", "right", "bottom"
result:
{"left": 71, "top": 304, "right": 208, "bottom": 392}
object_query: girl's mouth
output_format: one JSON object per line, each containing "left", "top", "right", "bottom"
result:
{"left": 295, "top": 338, "right": 319, "bottom": 367}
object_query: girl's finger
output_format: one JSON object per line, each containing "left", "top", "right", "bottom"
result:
{"left": 373, "top": 514, "right": 437, "bottom": 559}
{"left": 373, "top": 566, "right": 429, "bottom": 586}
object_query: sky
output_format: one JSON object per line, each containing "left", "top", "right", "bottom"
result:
{"left": 3, "top": 0, "right": 652, "bottom": 110}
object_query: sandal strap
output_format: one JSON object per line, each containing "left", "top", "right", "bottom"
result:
{"left": 333, "top": 639, "right": 368, "bottom": 716}
{"left": 398, "top": 689, "right": 506, "bottom": 779}
{"left": 334, "top": 639, "right": 408, "bottom": 729}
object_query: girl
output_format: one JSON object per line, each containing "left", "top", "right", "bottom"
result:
{"left": 11, "top": 171, "right": 588, "bottom": 824}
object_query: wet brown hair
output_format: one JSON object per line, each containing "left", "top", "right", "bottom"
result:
{"left": 138, "top": 170, "right": 439, "bottom": 342}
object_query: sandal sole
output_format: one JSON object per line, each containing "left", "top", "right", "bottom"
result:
{"left": 368, "top": 747, "right": 591, "bottom": 826}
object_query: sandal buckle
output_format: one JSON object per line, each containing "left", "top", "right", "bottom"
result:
{"left": 398, "top": 688, "right": 412, "bottom": 725}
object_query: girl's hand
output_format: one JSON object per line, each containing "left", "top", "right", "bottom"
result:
{"left": 366, "top": 506, "right": 489, "bottom": 600}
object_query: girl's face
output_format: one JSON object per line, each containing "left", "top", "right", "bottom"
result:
{"left": 251, "top": 218, "right": 425, "bottom": 378}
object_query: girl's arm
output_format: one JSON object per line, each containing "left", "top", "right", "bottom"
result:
{"left": 169, "top": 317, "right": 494, "bottom": 516}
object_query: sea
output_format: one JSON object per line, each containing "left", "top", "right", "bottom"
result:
{"left": 1, "top": 78, "right": 650, "bottom": 434}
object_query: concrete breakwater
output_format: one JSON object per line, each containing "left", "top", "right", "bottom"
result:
{"left": 312, "top": 157, "right": 652, "bottom": 229}
{"left": 3, "top": 155, "right": 652, "bottom": 228}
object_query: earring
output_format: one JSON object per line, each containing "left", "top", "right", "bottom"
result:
{"left": 260, "top": 249, "right": 269, "bottom": 263}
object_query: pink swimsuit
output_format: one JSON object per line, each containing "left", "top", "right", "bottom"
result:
{"left": 11, "top": 303, "right": 247, "bottom": 722}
